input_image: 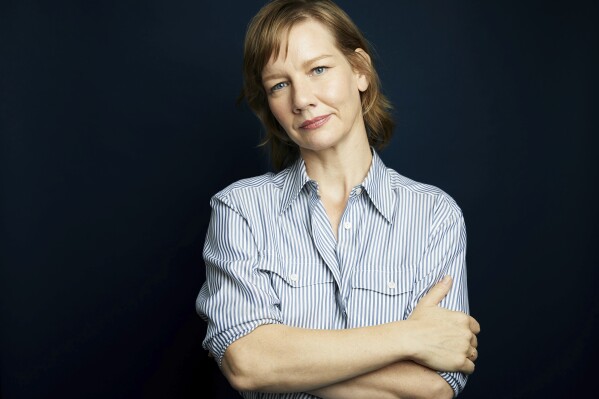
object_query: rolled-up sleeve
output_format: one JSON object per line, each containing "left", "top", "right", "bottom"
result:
{"left": 406, "top": 194, "right": 470, "bottom": 397}
{"left": 195, "top": 194, "right": 283, "bottom": 366}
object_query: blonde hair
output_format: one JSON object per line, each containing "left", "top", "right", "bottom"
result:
{"left": 241, "top": 0, "right": 394, "bottom": 171}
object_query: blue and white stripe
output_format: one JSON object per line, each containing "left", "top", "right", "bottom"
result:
{"left": 196, "top": 150, "right": 470, "bottom": 398}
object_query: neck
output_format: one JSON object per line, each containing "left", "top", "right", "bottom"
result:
{"left": 302, "top": 141, "right": 373, "bottom": 201}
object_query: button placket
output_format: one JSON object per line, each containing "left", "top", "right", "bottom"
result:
{"left": 337, "top": 194, "right": 362, "bottom": 307}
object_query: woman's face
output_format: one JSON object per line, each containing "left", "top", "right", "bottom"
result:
{"left": 262, "top": 19, "right": 369, "bottom": 155}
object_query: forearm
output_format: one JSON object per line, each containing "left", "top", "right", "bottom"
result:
{"left": 220, "top": 277, "right": 478, "bottom": 394}
{"left": 221, "top": 322, "right": 415, "bottom": 393}
{"left": 308, "top": 361, "right": 454, "bottom": 399}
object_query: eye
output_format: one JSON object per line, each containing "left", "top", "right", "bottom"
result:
{"left": 270, "top": 81, "right": 289, "bottom": 93}
{"left": 312, "top": 66, "right": 328, "bottom": 75}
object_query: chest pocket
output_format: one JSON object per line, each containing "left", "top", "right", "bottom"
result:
{"left": 258, "top": 256, "right": 334, "bottom": 287}
{"left": 352, "top": 268, "right": 414, "bottom": 294}
{"left": 348, "top": 268, "right": 415, "bottom": 325}
{"left": 257, "top": 256, "right": 337, "bottom": 327}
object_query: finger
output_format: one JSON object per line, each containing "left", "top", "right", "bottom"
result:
{"left": 468, "top": 347, "right": 478, "bottom": 362}
{"left": 462, "top": 358, "right": 476, "bottom": 375}
{"left": 469, "top": 316, "right": 481, "bottom": 334}
{"left": 418, "top": 275, "right": 453, "bottom": 306}
{"left": 470, "top": 333, "right": 478, "bottom": 348}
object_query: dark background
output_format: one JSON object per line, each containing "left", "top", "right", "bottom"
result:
{"left": 1, "top": 1, "right": 597, "bottom": 398}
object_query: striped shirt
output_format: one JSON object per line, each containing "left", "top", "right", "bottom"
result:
{"left": 196, "top": 150, "right": 470, "bottom": 398}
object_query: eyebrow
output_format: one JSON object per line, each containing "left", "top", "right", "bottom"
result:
{"left": 262, "top": 54, "right": 334, "bottom": 82}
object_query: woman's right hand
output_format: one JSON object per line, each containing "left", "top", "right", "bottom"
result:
{"left": 403, "top": 276, "right": 480, "bottom": 374}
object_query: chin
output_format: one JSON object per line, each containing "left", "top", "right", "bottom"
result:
{"left": 299, "top": 143, "right": 341, "bottom": 155}
{"left": 292, "top": 132, "right": 344, "bottom": 153}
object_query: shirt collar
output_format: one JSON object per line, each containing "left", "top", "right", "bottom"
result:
{"left": 279, "top": 150, "right": 395, "bottom": 223}
{"left": 361, "top": 150, "right": 395, "bottom": 223}
{"left": 280, "top": 157, "right": 312, "bottom": 214}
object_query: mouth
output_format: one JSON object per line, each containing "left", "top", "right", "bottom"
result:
{"left": 299, "top": 114, "right": 332, "bottom": 130}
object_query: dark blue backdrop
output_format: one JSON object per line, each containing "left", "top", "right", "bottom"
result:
{"left": 1, "top": 1, "right": 597, "bottom": 398}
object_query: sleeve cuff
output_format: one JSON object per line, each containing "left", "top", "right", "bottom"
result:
{"left": 438, "top": 371, "right": 468, "bottom": 397}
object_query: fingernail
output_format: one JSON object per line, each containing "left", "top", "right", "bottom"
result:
{"left": 442, "top": 276, "right": 450, "bottom": 284}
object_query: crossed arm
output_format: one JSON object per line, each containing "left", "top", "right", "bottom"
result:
{"left": 221, "top": 276, "right": 480, "bottom": 398}
{"left": 200, "top": 195, "right": 479, "bottom": 398}
{"left": 308, "top": 361, "right": 454, "bottom": 399}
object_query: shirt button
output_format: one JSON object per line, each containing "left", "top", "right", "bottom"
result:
{"left": 343, "top": 221, "right": 352, "bottom": 230}
{"left": 355, "top": 187, "right": 363, "bottom": 195}
{"left": 388, "top": 281, "right": 396, "bottom": 289}
{"left": 289, "top": 273, "right": 299, "bottom": 282}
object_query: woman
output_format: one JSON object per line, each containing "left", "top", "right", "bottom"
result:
{"left": 196, "top": 1, "right": 480, "bottom": 398}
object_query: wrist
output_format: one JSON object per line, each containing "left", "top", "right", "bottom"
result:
{"left": 392, "top": 320, "right": 419, "bottom": 362}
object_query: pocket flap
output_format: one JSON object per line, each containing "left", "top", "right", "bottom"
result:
{"left": 284, "top": 265, "right": 334, "bottom": 287}
{"left": 258, "top": 254, "right": 334, "bottom": 288}
{"left": 352, "top": 269, "right": 414, "bottom": 295}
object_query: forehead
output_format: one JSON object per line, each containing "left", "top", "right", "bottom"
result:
{"left": 262, "top": 19, "right": 342, "bottom": 73}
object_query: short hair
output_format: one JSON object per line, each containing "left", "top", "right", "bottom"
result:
{"left": 241, "top": 0, "right": 394, "bottom": 171}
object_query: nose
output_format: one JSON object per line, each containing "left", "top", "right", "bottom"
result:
{"left": 292, "top": 81, "right": 316, "bottom": 114}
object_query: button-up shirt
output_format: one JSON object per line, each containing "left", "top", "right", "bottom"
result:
{"left": 196, "top": 150, "right": 470, "bottom": 398}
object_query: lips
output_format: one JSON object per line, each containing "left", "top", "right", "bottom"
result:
{"left": 299, "top": 114, "right": 331, "bottom": 129}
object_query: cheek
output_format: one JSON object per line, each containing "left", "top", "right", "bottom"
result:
{"left": 321, "top": 76, "right": 355, "bottom": 106}
{"left": 268, "top": 98, "right": 287, "bottom": 124}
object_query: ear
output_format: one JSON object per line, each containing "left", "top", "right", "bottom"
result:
{"left": 354, "top": 48, "right": 371, "bottom": 92}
